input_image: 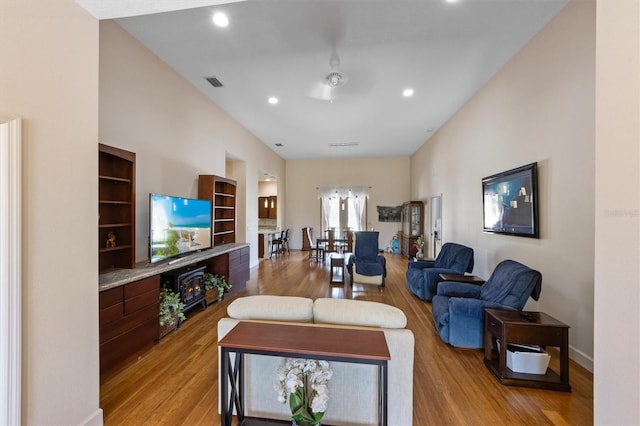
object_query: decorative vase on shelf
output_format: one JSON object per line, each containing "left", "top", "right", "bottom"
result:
{"left": 416, "top": 249, "right": 424, "bottom": 259}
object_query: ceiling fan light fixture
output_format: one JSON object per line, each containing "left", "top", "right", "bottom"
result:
{"left": 326, "top": 70, "right": 347, "bottom": 88}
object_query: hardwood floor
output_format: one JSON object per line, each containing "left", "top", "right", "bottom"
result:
{"left": 100, "top": 251, "right": 593, "bottom": 425}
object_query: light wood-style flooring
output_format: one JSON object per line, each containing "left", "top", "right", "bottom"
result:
{"left": 100, "top": 251, "right": 593, "bottom": 425}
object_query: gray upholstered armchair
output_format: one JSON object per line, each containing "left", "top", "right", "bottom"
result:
{"left": 431, "top": 259, "right": 542, "bottom": 348}
{"left": 346, "top": 231, "right": 386, "bottom": 286}
{"left": 405, "top": 242, "right": 474, "bottom": 300}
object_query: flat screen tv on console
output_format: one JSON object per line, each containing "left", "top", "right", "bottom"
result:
{"left": 149, "top": 194, "right": 212, "bottom": 264}
{"left": 482, "top": 162, "right": 539, "bottom": 238}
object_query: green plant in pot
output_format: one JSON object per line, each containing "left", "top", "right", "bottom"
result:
{"left": 159, "top": 288, "right": 186, "bottom": 337}
{"left": 204, "top": 273, "right": 232, "bottom": 302}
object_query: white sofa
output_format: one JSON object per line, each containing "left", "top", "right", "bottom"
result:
{"left": 218, "top": 295, "right": 414, "bottom": 426}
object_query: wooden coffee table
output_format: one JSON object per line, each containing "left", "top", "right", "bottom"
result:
{"left": 219, "top": 321, "right": 391, "bottom": 426}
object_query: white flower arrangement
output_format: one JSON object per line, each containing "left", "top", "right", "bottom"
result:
{"left": 275, "top": 358, "right": 333, "bottom": 426}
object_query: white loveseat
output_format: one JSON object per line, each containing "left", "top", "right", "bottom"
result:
{"left": 218, "top": 295, "right": 414, "bottom": 426}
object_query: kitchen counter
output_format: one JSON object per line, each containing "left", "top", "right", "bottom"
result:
{"left": 258, "top": 229, "right": 280, "bottom": 258}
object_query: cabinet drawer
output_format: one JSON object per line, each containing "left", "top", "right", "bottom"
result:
{"left": 125, "top": 288, "right": 160, "bottom": 315}
{"left": 100, "top": 316, "right": 159, "bottom": 374}
{"left": 124, "top": 275, "right": 160, "bottom": 299}
{"left": 240, "top": 246, "right": 249, "bottom": 264}
{"left": 100, "top": 302, "right": 123, "bottom": 326}
{"left": 229, "top": 248, "right": 241, "bottom": 263}
{"left": 100, "top": 286, "right": 123, "bottom": 309}
{"left": 100, "top": 303, "right": 159, "bottom": 344}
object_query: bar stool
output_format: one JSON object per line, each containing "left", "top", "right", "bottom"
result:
{"left": 282, "top": 229, "right": 290, "bottom": 254}
{"left": 270, "top": 231, "right": 284, "bottom": 257}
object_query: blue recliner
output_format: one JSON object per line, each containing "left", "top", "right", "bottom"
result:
{"left": 346, "top": 231, "right": 386, "bottom": 286}
{"left": 431, "top": 259, "right": 542, "bottom": 348}
{"left": 405, "top": 242, "right": 474, "bottom": 300}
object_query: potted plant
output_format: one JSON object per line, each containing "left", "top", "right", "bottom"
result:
{"left": 203, "top": 272, "right": 232, "bottom": 304}
{"left": 159, "top": 288, "right": 186, "bottom": 339}
{"left": 276, "top": 358, "right": 333, "bottom": 426}
{"left": 414, "top": 234, "right": 425, "bottom": 259}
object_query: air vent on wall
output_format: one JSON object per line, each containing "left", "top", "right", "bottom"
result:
{"left": 205, "top": 77, "right": 224, "bottom": 88}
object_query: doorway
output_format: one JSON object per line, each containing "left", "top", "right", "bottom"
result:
{"left": 0, "top": 117, "right": 21, "bottom": 425}
{"left": 429, "top": 195, "right": 442, "bottom": 258}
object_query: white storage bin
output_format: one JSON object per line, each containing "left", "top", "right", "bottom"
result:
{"left": 506, "top": 343, "right": 551, "bottom": 374}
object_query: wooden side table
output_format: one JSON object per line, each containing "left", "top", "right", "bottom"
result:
{"left": 219, "top": 321, "right": 390, "bottom": 426}
{"left": 483, "top": 309, "right": 571, "bottom": 392}
{"left": 439, "top": 273, "right": 485, "bottom": 286}
{"left": 330, "top": 254, "right": 345, "bottom": 284}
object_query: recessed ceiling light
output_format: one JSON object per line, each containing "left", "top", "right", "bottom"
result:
{"left": 212, "top": 12, "right": 229, "bottom": 27}
{"left": 403, "top": 88, "right": 414, "bottom": 97}
{"left": 268, "top": 97, "right": 279, "bottom": 105}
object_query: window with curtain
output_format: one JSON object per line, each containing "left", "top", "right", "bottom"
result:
{"left": 318, "top": 187, "right": 369, "bottom": 235}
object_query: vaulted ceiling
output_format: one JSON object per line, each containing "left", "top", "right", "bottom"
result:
{"left": 77, "top": 0, "right": 568, "bottom": 160}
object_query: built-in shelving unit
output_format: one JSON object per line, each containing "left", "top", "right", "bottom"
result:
{"left": 99, "top": 143, "right": 136, "bottom": 272}
{"left": 198, "top": 175, "right": 237, "bottom": 246}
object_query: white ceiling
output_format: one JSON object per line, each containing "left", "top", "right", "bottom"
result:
{"left": 79, "top": 0, "right": 568, "bottom": 160}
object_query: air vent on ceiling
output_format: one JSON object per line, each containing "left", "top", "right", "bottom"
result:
{"left": 328, "top": 142, "right": 359, "bottom": 147}
{"left": 205, "top": 77, "right": 224, "bottom": 88}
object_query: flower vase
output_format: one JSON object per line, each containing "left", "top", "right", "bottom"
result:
{"left": 416, "top": 249, "right": 424, "bottom": 259}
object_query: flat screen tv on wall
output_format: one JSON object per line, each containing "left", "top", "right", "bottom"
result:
{"left": 482, "top": 162, "right": 539, "bottom": 238}
{"left": 149, "top": 194, "right": 212, "bottom": 263}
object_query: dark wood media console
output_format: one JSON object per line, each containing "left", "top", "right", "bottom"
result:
{"left": 99, "top": 243, "right": 249, "bottom": 377}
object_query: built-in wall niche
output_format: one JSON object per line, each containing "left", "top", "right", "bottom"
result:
{"left": 98, "top": 143, "right": 136, "bottom": 272}
{"left": 258, "top": 180, "right": 278, "bottom": 220}
{"left": 198, "top": 175, "right": 237, "bottom": 246}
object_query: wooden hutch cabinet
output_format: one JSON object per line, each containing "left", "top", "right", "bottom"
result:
{"left": 400, "top": 201, "right": 424, "bottom": 258}
{"left": 198, "top": 175, "right": 237, "bottom": 246}
{"left": 98, "top": 144, "right": 136, "bottom": 272}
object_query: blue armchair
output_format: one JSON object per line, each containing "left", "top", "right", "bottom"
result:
{"left": 405, "top": 242, "right": 474, "bottom": 300}
{"left": 431, "top": 259, "right": 542, "bottom": 348}
{"left": 346, "top": 231, "right": 386, "bottom": 286}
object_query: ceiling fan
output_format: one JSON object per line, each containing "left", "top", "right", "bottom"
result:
{"left": 309, "top": 50, "right": 348, "bottom": 103}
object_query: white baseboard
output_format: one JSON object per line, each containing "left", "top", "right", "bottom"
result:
{"left": 81, "top": 408, "right": 104, "bottom": 426}
{"left": 569, "top": 344, "right": 594, "bottom": 373}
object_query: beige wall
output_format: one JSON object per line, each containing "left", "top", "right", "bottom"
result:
{"left": 0, "top": 0, "right": 102, "bottom": 424}
{"left": 99, "top": 21, "right": 286, "bottom": 268}
{"left": 410, "top": 0, "right": 595, "bottom": 369}
{"left": 285, "top": 157, "right": 411, "bottom": 250}
{"left": 259, "top": 181, "right": 278, "bottom": 197}
{"left": 594, "top": 0, "right": 640, "bottom": 423}
{"left": 4, "top": 0, "right": 638, "bottom": 423}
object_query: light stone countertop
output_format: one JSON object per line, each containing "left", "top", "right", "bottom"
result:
{"left": 98, "top": 242, "right": 249, "bottom": 292}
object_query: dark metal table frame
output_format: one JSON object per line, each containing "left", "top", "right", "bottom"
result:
{"left": 219, "top": 322, "right": 389, "bottom": 426}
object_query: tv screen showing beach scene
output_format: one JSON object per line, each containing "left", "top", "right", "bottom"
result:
{"left": 149, "top": 194, "right": 212, "bottom": 263}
